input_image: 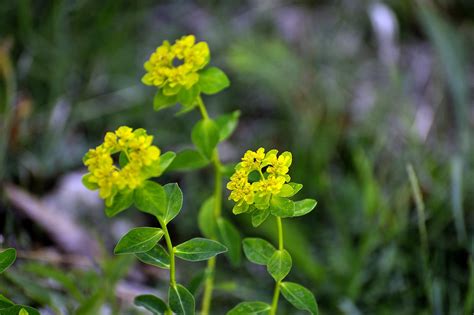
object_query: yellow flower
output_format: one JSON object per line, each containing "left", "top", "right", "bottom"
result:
{"left": 83, "top": 126, "right": 161, "bottom": 204}
{"left": 266, "top": 151, "right": 292, "bottom": 182}
{"left": 227, "top": 148, "right": 293, "bottom": 212}
{"left": 142, "top": 35, "right": 210, "bottom": 93}
{"left": 240, "top": 147, "right": 265, "bottom": 171}
{"left": 253, "top": 175, "right": 286, "bottom": 196}
{"left": 227, "top": 169, "right": 254, "bottom": 204}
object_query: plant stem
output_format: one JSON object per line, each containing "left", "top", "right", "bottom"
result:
{"left": 276, "top": 217, "right": 284, "bottom": 250}
{"left": 198, "top": 96, "right": 223, "bottom": 315}
{"left": 270, "top": 281, "right": 281, "bottom": 315}
{"left": 201, "top": 255, "right": 216, "bottom": 315}
{"left": 197, "top": 96, "right": 209, "bottom": 120}
{"left": 270, "top": 217, "right": 284, "bottom": 315}
{"left": 159, "top": 218, "right": 176, "bottom": 287}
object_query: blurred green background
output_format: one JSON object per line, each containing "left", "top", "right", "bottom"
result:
{"left": 1, "top": 0, "right": 473, "bottom": 314}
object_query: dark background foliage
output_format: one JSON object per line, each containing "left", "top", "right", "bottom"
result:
{"left": 0, "top": 0, "right": 473, "bottom": 314}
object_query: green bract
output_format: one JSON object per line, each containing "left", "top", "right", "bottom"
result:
{"left": 198, "top": 67, "right": 230, "bottom": 95}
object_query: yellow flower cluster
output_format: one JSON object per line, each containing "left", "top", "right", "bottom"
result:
{"left": 142, "top": 35, "right": 210, "bottom": 94}
{"left": 227, "top": 148, "right": 292, "bottom": 210}
{"left": 83, "top": 126, "right": 161, "bottom": 203}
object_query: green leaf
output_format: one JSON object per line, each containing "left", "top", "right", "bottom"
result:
{"left": 0, "top": 248, "right": 16, "bottom": 273}
{"left": 293, "top": 199, "right": 317, "bottom": 217}
{"left": 254, "top": 193, "right": 270, "bottom": 210}
{"left": 288, "top": 183, "right": 303, "bottom": 196}
{"left": 134, "top": 181, "right": 167, "bottom": 216}
{"left": 191, "top": 119, "right": 220, "bottom": 159}
{"left": 0, "top": 306, "right": 40, "bottom": 315}
{"left": 242, "top": 238, "right": 276, "bottom": 266}
{"left": 163, "top": 183, "right": 183, "bottom": 224}
{"left": 0, "top": 294, "right": 14, "bottom": 308}
{"left": 175, "top": 238, "right": 227, "bottom": 262}
{"left": 251, "top": 208, "right": 270, "bottom": 227}
{"left": 227, "top": 301, "right": 271, "bottom": 315}
{"left": 215, "top": 110, "right": 240, "bottom": 141}
{"left": 168, "top": 149, "right": 210, "bottom": 171}
{"left": 198, "top": 67, "right": 230, "bottom": 95}
{"left": 114, "top": 227, "right": 164, "bottom": 255}
{"left": 276, "top": 184, "right": 294, "bottom": 198}
{"left": 105, "top": 190, "right": 133, "bottom": 217}
{"left": 168, "top": 284, "right": 195, "bottom": 315}
{"left": 134, "top": 294, "right": 169, "bottom": 314}
{"left": 157, "top": 151, "right": 176, "bottom": 176}
{"left": 267, "top": 249, "right": 292, "bottom": 282}
{"left": 178, "top": 85, "right": 199, "bottom": 107}
{"left": 162, "top": 84, "right": 181, "bottom": 96}
{"left": 269, "top": 196, "right": 295, "bottom": 218}
{"left": 81, "top": 173, "right": 98, "bottom": 190}
{"left": 280, "top": 282, "right": 318, "bottom": 315}
{"left": 135, "top": 244, "right": 170, "bottom": 269}
{"left": 217, "top": 218, "right": 241, "bottom": 266}
{"left": 198, "top": 197, "right": 216, "bottom": 239}
{"left": 154, "top": 89, "right": 178, "bottom": 111}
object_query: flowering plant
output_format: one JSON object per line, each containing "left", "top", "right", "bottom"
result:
{"left": 80, "top": 34, "right": 318, "bottom": 315}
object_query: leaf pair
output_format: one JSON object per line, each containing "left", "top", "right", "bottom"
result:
{"left": 134, "top": 181, "right": 183, "bottom": 223}
{"left": 134, "top": 283, "right": 195, "bottom": 315}
{"left": 226, "top": 283, "right": 318, "bottom": 315}
{"left": 116, "top": 230, "right": 226, "bottom": 263}
{"left": 242, "top": 238, "right": 291, "bottom": 282}
{"left": 270, "top": 197, "right": 318, "bottom": 218}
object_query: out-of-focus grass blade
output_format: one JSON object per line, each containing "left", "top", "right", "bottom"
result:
{"left": 23, "top": 262, "right": 84, "bottom": 302}
{"left": 418, "top": 3, "right": 468, "bottom": 243}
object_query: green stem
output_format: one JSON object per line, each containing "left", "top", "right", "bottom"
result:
{"left": 270, "top": 281, "right": 281, "bottom": 315}
{"left": 159, "top": 218, "right": 176, "bottom": 287}
{"left": 197, "top": 96, "right": 209, "bottom": 120}
{"left": 276, "top": 217, "right": 283, "bottom": 251}
{"left": 201, "top": 255, "right": 216, "bottom": 315}
{"left": 270, "top": 217, "right": 284, "bottom": 315}
{"left": 198, "top": 96, "right": 223, "bottom": 315}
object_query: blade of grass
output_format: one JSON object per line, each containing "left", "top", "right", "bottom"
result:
{"left": 406, "top": 163, "right": 432, "bottom": 310}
